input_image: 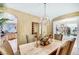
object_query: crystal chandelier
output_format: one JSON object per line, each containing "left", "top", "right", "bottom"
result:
{"left": 41, "top": 3, "right": 47, "bottom": 37}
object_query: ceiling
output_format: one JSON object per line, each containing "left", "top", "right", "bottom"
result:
{"left": 5, "top": 3, "right": 79, "bottom": 20}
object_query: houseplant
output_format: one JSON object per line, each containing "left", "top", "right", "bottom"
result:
{"left": 0, "top": 18, "right": 9, "bottom": 37}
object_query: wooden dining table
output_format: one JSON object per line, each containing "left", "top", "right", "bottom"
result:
{"left": 19, "top": 39, "right": 67, "bottom": 55}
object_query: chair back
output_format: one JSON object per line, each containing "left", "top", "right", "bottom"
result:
{"left": 67, "top": 38, "right": 76, "bottom": 55}
{"left": 7, "top": 33, "right": 17, "bottom": 40}
{"left": 54, "top": 34, "right": 63, "bottom": 41}
{"left": 0, "top": 40, "right": 14, "bottom": 55}
{"left": 56, "top": 41, "right": 70, "bottom": 55}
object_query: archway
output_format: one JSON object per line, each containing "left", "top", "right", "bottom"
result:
{"left": 52, "top": 12, "right": 78, "bottom": 54}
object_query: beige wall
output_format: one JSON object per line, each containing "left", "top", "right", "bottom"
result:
{"left": 5, "top": 8, "right": 40, "bottom": 45}
{"left": 47, "top": 20, "right": 52, "bottom": 35}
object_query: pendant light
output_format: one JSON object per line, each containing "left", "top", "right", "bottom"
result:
{"left": 41, "top": 3, "right": 47, "bottom": 37}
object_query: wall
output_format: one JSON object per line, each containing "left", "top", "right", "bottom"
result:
{"left": 77, "top": 17, "right": 79, "bottom": 48}
{"left": 47, "top": 20, "right": 52, "bottom": 35}
{"left": 5, "top": 8, "right": 40, "bottom": 45}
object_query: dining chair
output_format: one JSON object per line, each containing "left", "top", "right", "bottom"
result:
{"left": 0, "top": 51, "right": 2, "bottom": 55}
{"left": 56, "top": 40, "right": 70, "bottom": 55}
{"left": 67, "top": 38, "right": 76, "bottom": 55}
{"left": 8, "top": 33, "right": 17, "bottom": 40}
{"left": 54, "top": 34, "right": 57, "bottom": 39}
{"left": 49, "top": 49, "right": 57, "bottom": 55}
{"left": 0, "top": 39, "right": 14, "bottom": 55}
{"left": 54, "top": 34, "right": 63, "bottom": 41}
{"left": 28, "top": 35, "right": 35, "bottom": 43}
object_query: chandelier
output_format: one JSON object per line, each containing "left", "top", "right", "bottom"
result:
{"left": 41, "top": 3, "right": 47, "bottom": 37}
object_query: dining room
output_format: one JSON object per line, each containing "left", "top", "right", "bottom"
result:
{"left": 0, "top": 3, "right": 78, "bottom": 55}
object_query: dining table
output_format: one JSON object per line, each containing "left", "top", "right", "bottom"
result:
{"left": 19, "top": 39, "right": 67, "bottom": 55}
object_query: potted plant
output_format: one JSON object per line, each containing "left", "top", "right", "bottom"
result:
{"left": 0, "top": 18, "right": 9, "bottom": 38}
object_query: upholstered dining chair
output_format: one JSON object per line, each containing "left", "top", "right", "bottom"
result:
{"left": 67, "top": 38, "right": 76, "bottom": 55}
{"left": 54, "top": 34, "right": 63, "bottom": 41}
{"left": 0, "top": 39, "right": 14, "bottom": 55}
{"left": 2, "top": 33, "right": 17, "bottom": 41}
{"left": 7, "top": 33, "right": 17, "bottom": 40}
{"left": 54, "top": 34, "right": 57, "bottom": 39}
{"left": 49, "top": 49, "right": 57, "bottom": 55}
{"left": 56, "top": 40, "right": 70, "bottom": 55}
